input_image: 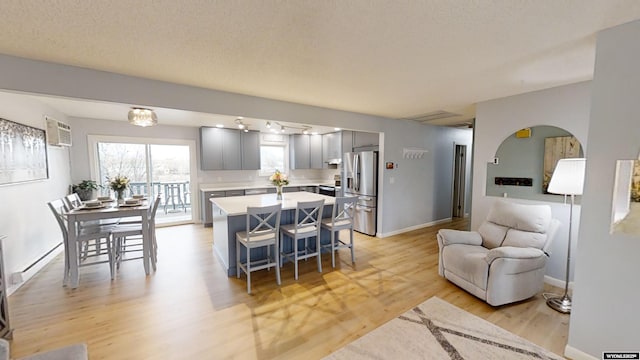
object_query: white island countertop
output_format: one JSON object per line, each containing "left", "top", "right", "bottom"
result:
{"left": 209, "top": 191, "right": 336, "bottom": 216}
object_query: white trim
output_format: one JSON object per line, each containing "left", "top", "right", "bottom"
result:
{"left": 564, "top": 345, "right": 598, "bottom": 360}
{"left": 379, "top": 217, "right": 452, "bottom": 238}
{"left": 87, "top": 134, "right": 198, "bottom": 224}
{"left": 544, "top": 275, "right": 575, "bottom": 290}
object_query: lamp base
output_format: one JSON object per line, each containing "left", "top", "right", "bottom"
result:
{"left": 546, "top": 295, "right": 572, "bottom": 314}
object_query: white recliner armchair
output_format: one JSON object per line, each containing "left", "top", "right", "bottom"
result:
{"left": 437, "top": 200, "right": 560, "bottom": 306}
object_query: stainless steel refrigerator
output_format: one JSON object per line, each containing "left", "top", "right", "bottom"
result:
{"left": 344, "top": 151, "right": 378, "bottom": 235}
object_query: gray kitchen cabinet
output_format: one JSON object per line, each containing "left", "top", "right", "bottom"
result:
{"left": 241, "top": 130, "right": 260, "bottom": 170}
{"left": 342, "top": 130, "right": 353, "bottom": 154}
{"left": 225, "top": 190, "right": 245, "bottom": 197}
{"left": 353, "top": 131, "right": 379, "bottom": 149}
{"left": 200, "top": 127, "right": 241, "bottom": 170}
{"left": 322, "top": 131, "right": 342, "bottom": 168}
{"left": 283, "top": 186, "right": 300, "bottom": 192}
{"left": 290, "top": 134, "right": 323, "bottom": 169}
{"left": 310, "top": 134, "right": 323, "bottom": 169}
{"left": 200, "top": 127, "right": 260, "bottom": 170}
{"left": 201, "top": 190, "right": 225, "bottom": 227}
{"left": 200, "top": 127, "right": 224, "bottom": 170}
{"left": 290, "top": 135, "right": 310, "bottom": 169}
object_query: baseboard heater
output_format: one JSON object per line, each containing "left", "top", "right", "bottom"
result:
{"left": 12, "top": 242, "right": 63, "bottom": 284}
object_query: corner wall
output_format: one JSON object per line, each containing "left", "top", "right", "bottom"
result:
{"left": 472, "top": 81, "right": 591, "bottom": 282}
{"left": 567, "top": 19, "right": 640, "bottom": 357}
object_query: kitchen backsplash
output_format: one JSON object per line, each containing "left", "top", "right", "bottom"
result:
{"left": 198, "top": 168, "right": 339, "bottom": 186}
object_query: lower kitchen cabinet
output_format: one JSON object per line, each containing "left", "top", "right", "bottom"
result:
{"left": 201, "top": 190, "right": 225, "bottom": 226}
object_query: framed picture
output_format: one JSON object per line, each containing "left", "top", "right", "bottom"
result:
{"left": 542, "top": 135, "right": 581, "bottom": 193}
{"left": 0, "top": 118, "right": 49, "bottom": 185}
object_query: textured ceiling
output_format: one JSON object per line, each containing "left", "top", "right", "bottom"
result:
{"left": 1, "top": 1, "right": 640, "bottom": 126}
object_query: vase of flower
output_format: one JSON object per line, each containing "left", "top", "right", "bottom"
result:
{"left": 116, "top": 189, "right": 125, "bottom": 203}
{"left": 270, "top": 170, "right": 289, "bottom": 201}
{"left": 108, "top": 175, "right": 130, "bottom": 205}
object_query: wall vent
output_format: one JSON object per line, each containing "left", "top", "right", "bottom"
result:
{"left": 45, "top": 116, "right": 72, "bottom": 146}
{"left": 402, "top": 110, "right": 461, "bottom": 123}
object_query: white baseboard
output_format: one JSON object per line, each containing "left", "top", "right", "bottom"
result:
{"left": 565, "top": 344, "right": 598, "bottom": 360}
{"left": 379, "top": 218, "right": 452, "bottom": 238}
{"left": 7, "top": 244, "right": 64, "bottom": 296}
{"left": 544, "top": 275, "right": 574, "bottom": 290}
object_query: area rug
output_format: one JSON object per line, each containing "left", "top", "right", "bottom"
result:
{"left": 324, "top": 297, "right": 563, "bottom": 360}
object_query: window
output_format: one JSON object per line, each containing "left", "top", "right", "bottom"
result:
{"left": 260, "top": 144, "right": 286, "bottom": 175}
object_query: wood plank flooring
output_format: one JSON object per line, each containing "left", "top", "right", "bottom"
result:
{"left": 7, "top": 218, "right": 569, "bottom": 359}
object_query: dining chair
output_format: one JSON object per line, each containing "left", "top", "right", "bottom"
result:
{"left": 236, "top": 203, "right": 282, "bottom": 294}
{"left": 110, "top": 195, "right": 161, "bottom": 271}
{"left": 280, "top": 199, "right": 325, "bottom": 280}
{"left": 48, "top": 198, "right": 117, "bottom": 283}
{"left": 320, "top": 196, "right": 357, "bottom": 268}
{"left": 62, "top": 193, "right": 83, "bottom": 210}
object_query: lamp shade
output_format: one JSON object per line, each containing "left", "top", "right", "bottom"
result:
{"left": 547, "top": 158, "right": 586, "bottom": 195}
{"left": 128, "top": 108, "right": 157, "bottom": 127}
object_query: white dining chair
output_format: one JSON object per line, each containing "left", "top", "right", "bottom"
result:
{"left": 236, "top": 203, "right": 282, "bottom": 294}
{"left": 321, "top": 196, "right": 357, "bottom": 268}
{"left": 280, "top": 199, "right": 325, "bottom": 280}
{"left": 110, "top": 195, "right": 161, "bottom": 271}
{"left": 48, "top": 198, "right": 117, "bottom": 283}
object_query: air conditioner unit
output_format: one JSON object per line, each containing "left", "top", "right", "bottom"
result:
{"left": 45, "top": 116, "right": 72, "bottom": 146}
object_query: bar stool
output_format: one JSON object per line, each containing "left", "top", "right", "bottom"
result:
{"left": 280, "top": 199, "right": 325, "bottom": 280}
{"left": 236, "top": 203, "right": 282, "bottom": 294}
{"left": 321, "top": 196, "right": 357, "bottom": 268}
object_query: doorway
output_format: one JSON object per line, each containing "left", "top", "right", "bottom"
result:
{"left": 452, "top": 144, "right": 467, "bottom": 218}
{"left": 88, "top": 135, "right": 197, "bottom": 226}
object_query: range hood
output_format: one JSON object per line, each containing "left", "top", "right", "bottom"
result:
{"left": 327, "top": 158, "right": 342, "bottom": 165}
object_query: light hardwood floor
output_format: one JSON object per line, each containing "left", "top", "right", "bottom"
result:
{"left": 8, "top": 218, "right": 569, "bottom": 359}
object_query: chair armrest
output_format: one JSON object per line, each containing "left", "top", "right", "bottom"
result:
{"left": 486, "top": 246, "right": 545, "bottom": 264}
{"left": 437, "top": 229, "right": 483, "bottom": 246}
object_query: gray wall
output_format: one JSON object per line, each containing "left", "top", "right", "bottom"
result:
{"left": 0, "top": 53, "right": 471, "bottom": 241}
{"left": 567, "top": 19, "right": 640, "bottom": 358}
{"left": 486, "top": 125, "right": 581, "bottom": 201}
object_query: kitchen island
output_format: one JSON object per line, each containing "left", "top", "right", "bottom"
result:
{"left": 210, "top": 191, "right": 336, "bottom": 276}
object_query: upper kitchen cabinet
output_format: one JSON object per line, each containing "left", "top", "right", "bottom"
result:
{"left": 353, "top": 131, "right": 379, "bottom": 149}
{"left": 322, "top": 131, "right": 342, "bottom": 168}
{"left": 342, "top": 130, "right": 379, "bottom": 154}
{"left": 200, "top": 127, "right": 260, "bottom": 170}
{"left": 290, "top": 134, "right": 323, "bottom": 169}
{"left": 240, "top": 130, "right": 260, "bottom": 170}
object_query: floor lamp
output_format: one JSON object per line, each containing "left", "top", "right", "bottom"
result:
{"left": 546, "top": 158, "right": 586, "bottom": 314}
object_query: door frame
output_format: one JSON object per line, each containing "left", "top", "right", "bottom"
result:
{"left": 452, "top": 143, "right": 467, "bottom": 218}
{"left": 87, "top": 135, "right": 198, "bottom": 225}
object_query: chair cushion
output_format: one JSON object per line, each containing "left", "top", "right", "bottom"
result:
{"left": 478, "top": 221, "right": 508, "bottom": 249}
{"left": 442, "top": 244, "right": 490, "bottom": 291}
{"left": 502, "top": 228, "right": 547, "bottom": 249}
{"left": 486, "top": 200, "right": 551, "bottom": 233}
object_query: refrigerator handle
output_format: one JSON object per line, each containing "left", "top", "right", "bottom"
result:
{"left": 354, "top": 154, "right": 360, "bottom": 192}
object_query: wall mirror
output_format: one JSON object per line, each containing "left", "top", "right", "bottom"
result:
{"left": 611, "top": 159, "right": 640, "bottom": 236}
{"left": 486, "top": 125, "right": 584, "bottom": 202}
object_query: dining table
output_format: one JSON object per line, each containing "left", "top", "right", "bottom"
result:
{"left": 63, "top": 199, "right": 151, "bottom": 288}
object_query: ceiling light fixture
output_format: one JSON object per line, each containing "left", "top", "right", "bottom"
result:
{"left": 266, "top": 121, "right": 271, "bottom": 128}
{"left": 281, "top": 125, "right": 286, "bottom": 133}
{"left": 235, "top": 117, "right": 245, "bottom": 129}
{"left": 128, "top": 107, "right": 158, "bottom": 127}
